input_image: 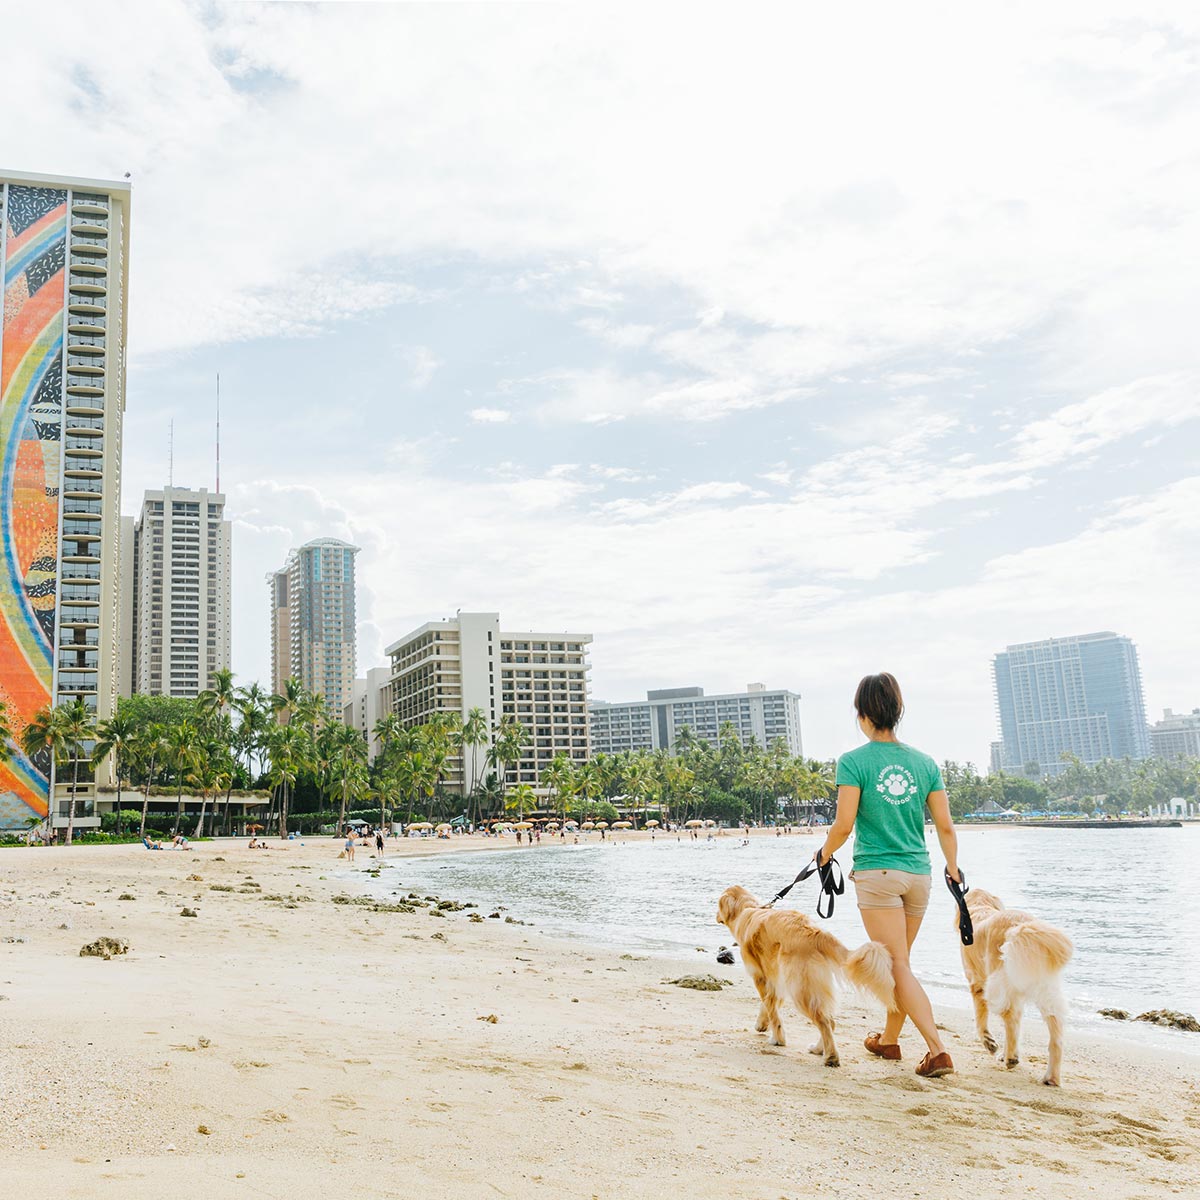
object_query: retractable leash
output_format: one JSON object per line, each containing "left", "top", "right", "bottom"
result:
{"left": 766, "top": 854, "right": 845, "bottom": 919}
{"left": 945, "top": 867, "right": 974, "bottom": 946}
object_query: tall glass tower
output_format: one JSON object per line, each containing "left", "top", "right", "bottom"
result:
{"left": 992, "top": 631, "right": 1150, "bottom": 778}
{"left": 268, "top": 538, "right": 359, "bottom": 714}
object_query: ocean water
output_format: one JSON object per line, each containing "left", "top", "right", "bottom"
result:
{"left": 365, "top": 825, "right": 1200, "bottom": 1051}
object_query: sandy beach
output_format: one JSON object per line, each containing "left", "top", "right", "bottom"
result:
{"left": 2, "top": 838, "right": 1197, "bottom": 1200}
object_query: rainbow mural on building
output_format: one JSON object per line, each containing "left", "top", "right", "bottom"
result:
{"left": 0, "top": 185, "right": 67, "bottom": 827}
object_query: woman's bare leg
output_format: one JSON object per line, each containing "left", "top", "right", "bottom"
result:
{"left": 860, "top": 907, "right": 946, "bottom": 1057}
{"left": 879, "top": 911, "right": 924, "bottom": 1043}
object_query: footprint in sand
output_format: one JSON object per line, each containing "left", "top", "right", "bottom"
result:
{"left": 328, "top": 1094, "right": 362, "bottom": 1111}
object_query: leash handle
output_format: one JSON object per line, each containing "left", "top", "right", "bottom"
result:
{"left": 767, "top": 854, "right": 843, "bottom": 919}
{"left": 945, "top": 867, "right": 974, "bottom": 946}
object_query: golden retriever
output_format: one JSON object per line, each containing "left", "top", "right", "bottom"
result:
{"left": 716, "top": 885, "right": 897, "bottom": 1066}
{"left": 957, "top": 888, "right": 1074, "bottom": 1086}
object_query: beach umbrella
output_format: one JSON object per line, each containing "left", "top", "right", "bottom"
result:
{"left": 703, "top": 819, "right": 716, "bottom": 827}
{"left": 685, "top": 820, "right": 704, "bottom": 828}
{"left": 408, "top": 821, "right": 433, "bottom": 830}
{"left": 564, "top": 820, "right": 578, "bottom": 828}
{"left": 581, "top": 822, "right": 596, "bottom": 830}
{"left": 436, "top": 823, "right": 451, "bottom": 832}
{"left": 514, "top": 822, "right": 533, "bottom": 830}
{"left": 594, "top": 821, "right": 609, "bottom": 829}
{"left": 645, "top": 820, "right": 660, "bottom": 827}
{"left": 613, "top": 821, "right": 633, "bottom": 829}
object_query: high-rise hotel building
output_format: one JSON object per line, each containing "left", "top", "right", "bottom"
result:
{"left": 346, "top": 611, "right": 592, "bottom": 794}
{"left": 121, "top": 486, "right": 232, "bottom": 698}
{"left": 269, "top": 538, "right": 359, "bottom": 713}
{"left": 0, "top": 171, "right": 130, "bottom": 831}
{"left": 992, "top": 631, "right": 1150, "bottom": 777}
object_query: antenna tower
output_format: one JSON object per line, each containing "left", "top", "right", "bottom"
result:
{"left": 216, "top": 372, "right": 221, "bottom": 495}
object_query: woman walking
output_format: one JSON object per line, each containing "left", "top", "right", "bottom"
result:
{"left": 813, "top": 672, "right": 961, "bottom": 1078}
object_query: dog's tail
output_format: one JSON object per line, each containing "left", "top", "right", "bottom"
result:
{"left": 844, "top": 941, "right": 899, "bottom": 1013}
{"left": 1001, "top": 920, "right": 1074, "bottom": 991}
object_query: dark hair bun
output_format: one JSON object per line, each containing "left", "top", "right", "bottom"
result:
{"left": 854, "top": 673, "right": 904, "bottom": 731}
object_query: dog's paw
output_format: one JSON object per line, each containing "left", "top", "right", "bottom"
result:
{"left": 768, "top": 1033, "right": 786, "bottom": 1047}
{"left": 824, "top": 1054, "right": 840, "bottom": 1068}
{"left": 755, "top": 1020, "right": 769, "bottom": 1034}
{"left": 1005, "top": 1057, "right": 1020, "bottom": 1069}
{"left": 807, "top": 1041, "right": 824, "bottom": 1056}
{"left": 1041, "top": 1073, "right": 1060, "bottom": 1087}
{"left": 982, "top": 1034, "right": 998, "bottom": 1054}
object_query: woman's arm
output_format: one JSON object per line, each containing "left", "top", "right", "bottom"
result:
{"left": 926, "top": 789, "right": 960, "bottom": 882}
{"left": 817, "top": 785, "right": 860, "bottom": 866}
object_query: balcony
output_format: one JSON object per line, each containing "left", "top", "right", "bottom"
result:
{"left": 62, "top": 497, "right": 102, "bottom": 515}
{"left": 67, "top": 316, "right": 105, "bottom": 336}
{"left": 70, "top": 236, "right": 108, "bottom": 254}
{"left": 67, "top": 334, "right": 105, "bottom": 353}
{"left": 66, "top": 376, "right": 104, "bottom": 396}
{"left": 59, "top": 605, "right": 99, "bottom": 626}
{"left": 61, "top": 562, "right": 101, "bottom": 582}
{"left": 63, "top": 479, "right": 103, "bottom": 496}
{"left": 61, "top": 629, "right": 100, "bottom": 648}
{"left": 62, "top": 545, "right": 101, "bottom": 565}
{"left": 65, "top": 398, "right": 104, "bottom": 417}
{"left": 57, "top": 672, "right": 98, "bottom": 693}
{"left": 69, "top": 255, "right": 107, "bottom": 275}
{"left": 64, "top": 437, "right": 102, "bottom": 456}
{"left": 64, "top": 459, "right": 102, "bottom": 478}
{"left": 68, "top": 275, "right": 106, "bottom": 296}
{"left": 68, "top": 295, "right": 106, "bottom": 315}
{"left": 63, "top": 519, "right": 101, "bottom": 538}
{"left": 58, "top": 651, "right": 99, "bottom": 670}
{"left": 71, "top": 196, "right": 109, "bottom": 217}
{"left": 67, "top": 357, "right": 105, "bottom": 377}
{"left": 71, "top": 217, "right": 107, "bottom": 236}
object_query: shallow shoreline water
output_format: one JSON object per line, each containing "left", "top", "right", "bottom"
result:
{"left": 359, "top": 826, "right": 1200, "bottom": 1054}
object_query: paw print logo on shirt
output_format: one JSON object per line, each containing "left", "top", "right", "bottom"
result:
{"left": 875, "top": 764, "right": 919, "bottom": 806}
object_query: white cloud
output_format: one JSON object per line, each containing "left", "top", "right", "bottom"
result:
{"left": 469, "top": 407, "right": 512, "bottom": 424}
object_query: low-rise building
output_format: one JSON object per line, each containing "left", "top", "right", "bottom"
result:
{"left": 1149, "top": 708, "right": 1200, "bottom": 760}
{"left": 590, "top": 683, "right": 803, "bottom": 757}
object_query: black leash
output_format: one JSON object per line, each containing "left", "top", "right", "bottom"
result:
{"left": 945, "top": 868, "right": 974, "bottom": 945}
{"left": 766, "top": 854, "right": 844, "bottom": 919}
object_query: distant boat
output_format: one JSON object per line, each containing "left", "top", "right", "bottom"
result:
{"left": 1012, "top": 818, "right": 1182, "bottom": 829}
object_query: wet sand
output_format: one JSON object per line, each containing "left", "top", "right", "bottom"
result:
{"left": 1, "top": 838, "right": 1196, "bottom": 1199}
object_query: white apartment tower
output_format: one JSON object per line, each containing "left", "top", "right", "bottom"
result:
{"left": 349, "top": 611, "right": 592, "bottom": 794}
{"left": 269, "top": 538, "right": 360, "bottom": 713}
{"left": 0, "top": 171, "right": 130, "bottom": 831}
{"left": 124, "top": 486, "right": 232, "bottom": 698}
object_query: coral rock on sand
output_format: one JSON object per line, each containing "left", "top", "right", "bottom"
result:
{"left": 79, "top": 937, "right": 129, "bottom": 960}
{"left": 179, "top": 907, "right": 199, "bottom": 918}
{"left": 1135, "top": 1009, "right": 1200, "bottom": 1032}
{"left": 663, "top": 974, "right": 733, "bottom": 991}
{"left": 1098, "top": 1008, "right": 1130, "bottom": 1020}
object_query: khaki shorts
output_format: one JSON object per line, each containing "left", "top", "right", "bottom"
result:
{"left": 851, "top": 869, "right": 932, "bottom": 917}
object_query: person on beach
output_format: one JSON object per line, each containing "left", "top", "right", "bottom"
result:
{"left": 813, "top": 672, "right": 961, "bottom": 1079}
{"left": 345, "top": 830, "right": 356, "bottom": 861}
{"left": 375, "top": 830, "right": 385, "bottom": 857}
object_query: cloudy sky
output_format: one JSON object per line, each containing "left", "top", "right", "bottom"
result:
{"left": 11, "top": 2, "right": 1200, "bottom": 765}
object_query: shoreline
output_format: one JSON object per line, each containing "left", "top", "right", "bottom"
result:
{"left": 2, "top": 840, "right": 1197, "bottom": 1199}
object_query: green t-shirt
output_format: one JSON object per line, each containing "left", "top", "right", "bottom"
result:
{"left": 834, "top": 741, "right": 945, "bottom": 874}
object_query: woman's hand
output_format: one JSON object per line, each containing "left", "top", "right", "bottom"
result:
{"left": 945, "top": 864, "right": 962, "bottom": 885}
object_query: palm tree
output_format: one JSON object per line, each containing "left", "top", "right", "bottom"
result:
{"left": 461, "top": 706, "right": 489, "bottom": 818}
{"left": 506, "top": 782, "right": 537, "bottom": 823}
{"left": 23, "top": 699, "right": 95, "bottom": 846}
{"left": 575, "top": 760, "right": 601, "bottom": 822}
{"left": 331, "top": 724, "right": 368, "bottom": 832}
{"left": 190, "top": 749, "right": 227, "bottom": 839}
{"left": 266, "top": 722, "right": 305, "bottom": 838}
{"left": 540, "top": 753, "right": 576, "bottom": 828}
{"left": 134, "top": 723, "right": 167, "bottom": 838}
{"left": 491, "top": 716, "right": 530, "bottom": 818}
{"left": 166, "top": 721, "right": 200, "bottom": 836}
{"left": 93, "top": 710, "right": 136, "bottom": 836}
{"left": 22, "top": 706, "right": 66, "bottom": 843}
{"left": 197, "top": 667, "right": 237, "bottom": 727}
{"left": 236, "top": 682, "right": 271, "bottom": 781}
{"left": 270, "top": 676, "right": 306, "bottom": 726}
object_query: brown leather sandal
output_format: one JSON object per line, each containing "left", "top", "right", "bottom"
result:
{"left": 915, "top": 1051, "right": 954, "bottom": 1078}
{"left": 864, "top": 1033, "right": 901, "bottom": 1061}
